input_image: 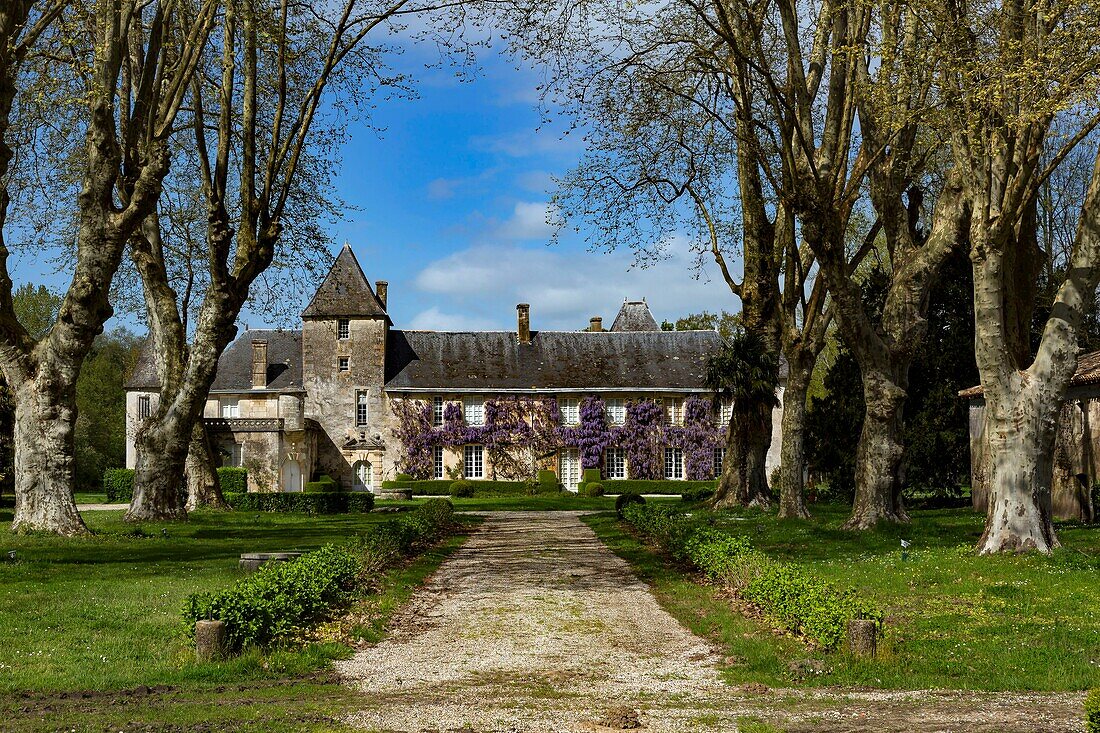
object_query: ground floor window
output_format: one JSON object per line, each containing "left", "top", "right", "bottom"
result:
{"left": 713, "top": 447, "right": 725, "bottom": 479}
{"left": 664, "top": 447, "right": 684, "bottom": 480}
{"left": 605, "top": 447, "right": 625, "bottom": 479}
{"left": 225, "top": 442, "right": 244, "bottom": 467}
{"left": 433, "top": 446, "right": 444, "bottom": 479}
{"left": 560, "top": 448, "right": 580, "bottom": 490}
{"left": 464, "top": 445, "right": 484, "bottom": 479}
{"left": 353, "top": 460, "right": 373, "bottom": 491}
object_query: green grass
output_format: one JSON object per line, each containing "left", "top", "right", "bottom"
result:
{"left": 377, "top": 491, "right": 681, "bottom": 512}
{"left": 0, "top": 507, "right": 474, "bottom": 731}
{"left": 585, "top": 504, "right": 1100, "bottom": 692}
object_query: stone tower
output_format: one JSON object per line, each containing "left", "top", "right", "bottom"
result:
{"left": 301, "top": 243, "right": 390, "bottom": 488}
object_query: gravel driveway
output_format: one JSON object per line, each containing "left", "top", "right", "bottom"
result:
{"left": 337, "top": 511, "right": 1086, "bottom": 732}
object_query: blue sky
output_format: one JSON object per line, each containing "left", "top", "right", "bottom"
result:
{"left": 10, "top": 47, "right": 743, "bottom": 335}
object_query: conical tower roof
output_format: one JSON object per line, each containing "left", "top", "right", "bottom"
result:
{"left": 302, "top": 243, "right": 387, "bottom": 319}
{"left": 610, "top": 299, "right": 660, "bottom": 332}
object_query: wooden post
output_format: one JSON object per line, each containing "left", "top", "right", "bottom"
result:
{"left": 195, "top": 620, "right": 228, "bottom": 661}
{"left": 846, "top": 619, "right": 877, "bottom": 658}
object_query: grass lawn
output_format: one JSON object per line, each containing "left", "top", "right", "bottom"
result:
{"left": 377, "top": 491, "right": 682, "bottom": 512}
{"left": 585, "top": 504, "right": 1100, "bottom": 692}
{"left": 0, "top": 507, "right": 476, "bottom": 731}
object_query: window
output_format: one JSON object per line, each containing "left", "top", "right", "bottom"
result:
{"left": 338, "top": 357, "right": 350, "bottom": 372}
{"left": 606, "top": 398, "right": 625, "bottom": 425}
{"left": 220, "top": 398, "right": 240, "bottom": 418}
{"left": 353, "top": 460, "right": 373, "bottom": 491}
{"left": 664, "top": 397, "right": 682, "bottom": 425}
{"left": 432, "top": 396, "right": 444, "bottom": 427}
{"left": 559, "top": 397, "right": 579, "bottom": 425}
{"left": 719, "top": 400, "right": 732, "bottom": 425}
{"left": 337, "top": 318, "right": 350, "bottom": 340}
{"left": 713, "top": 447, "right": 726, "bottom": 479}
{"left": 433, "top": 446, "right": 444, "bottom": 479}
{"left": 664, "top": 447, "right": 684, "bottom": 480}
{"left": 463, "top": 397, "right": 484, "bottom": 427}
{"left": 138, "top": 395, "right": 151, "bottom": 419}
{"left": 356, "top": 390, "right": 369, "bottom": 426}
{"left": 463, "top": 445, "right": 484, "bottom": 479}
{"left": 227, "top": 442, "right": 244, "bottom": 467}
{"left": 560, "top": 448, "right": 580, "bottom": 490}
{"left": 605, "top": 447, "right": 626, "bottom": 479}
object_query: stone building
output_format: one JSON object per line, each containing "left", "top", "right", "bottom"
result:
{"left": 125, "top": 244, "right": 787, "bottom": 492}
{"left": 962, "top": 353, "right": 1099, "bottom": 522}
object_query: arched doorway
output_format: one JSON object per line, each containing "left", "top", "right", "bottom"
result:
{"left": 352, "top": 460, "right": 373, "bottom": 492}
{"left": 281, "top": 460, "right": 303, "bottom": 492}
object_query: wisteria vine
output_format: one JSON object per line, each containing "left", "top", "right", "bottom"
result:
{"left": 391, "top": 393, "right": 724, "bottom": 481}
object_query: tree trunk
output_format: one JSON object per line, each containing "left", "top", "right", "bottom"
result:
{"left": 126, "top": 411, "right": 188, "bottom": 522}
{"left": 844, "top": 366, "right": 910, "bottom": 529}
{"left": 975, "top": 377, "right": 1060, "bottom": 553}
{"left": 776, "top": 359, "right": 812, "bottom": 519}
{"left": 714, "top": 400, "right": 772, "bottom": 509}
{"left": 186, "top": 420, "right": 226, "bottom": 511}
{"left": 10, "top": 381, "right": 88, "bottom": 535}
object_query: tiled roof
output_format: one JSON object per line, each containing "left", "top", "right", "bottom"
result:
{"left": 610, "top": 300, "right": 660, "bottom": 332}
{"left": 959, "top": 349, "right": 1100, "bottom": 398}
{"left": 301, "top": 243, "right": 387, "bottom": 319}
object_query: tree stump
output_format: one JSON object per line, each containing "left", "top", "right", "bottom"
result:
{"left": 195, "top": 620, "right": 228, "bottom": 661}
{"left": 846, "top": 619, "right": 877, "bottom": 658}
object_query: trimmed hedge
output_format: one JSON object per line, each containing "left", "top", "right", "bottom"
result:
{"left": 1087, "top": 688, "right": 1100, "bottom": 733}
{"left": 615, "top": 492, "right": 645, "bottom": 518}
{"left": 183, "top": 499, "right": 454, "bottom": 650}
{"left": 537, "top": 469, "right": 558, "bottom": 485}
{"left": 450, "top": 480, "right": 474, "bottom": 498}
{"left": 584, "top": 482, "right": 605, "bottom": 497}
{"left": 218, "top": 467, "right": 248, "bottom": 494}
{"left": 224, "top": 491, "right": 374, "bottom": 513}
{"left": 621, "top": 503, "right": 881, "bottom": 649}
{"left": 304, "top": 474, "right": 339, "bottom": 493}
{"left": 104, "top": 468, "right": 135, "bottom": 502}
{"left": 380, "top": 479, "right": 529, "bottom": 496}
{"left": 601, "top": 480, "right": 717, "bottom": 495}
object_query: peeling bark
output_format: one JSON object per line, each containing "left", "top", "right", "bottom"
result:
{"left": 776, "top": 356, "right": 812, "bottom": 519}
{"left": 715, "top": 400, "right": 772, "bottom": 510}
{"left": 844, "top": 366, "right": 910, "bottom": 529}
{"left": 186, "top": 421, "right": 227, "bottom": 511}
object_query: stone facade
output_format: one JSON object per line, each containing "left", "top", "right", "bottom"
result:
{"left": 126, "top": 244, "right": 788, "bottom": 493}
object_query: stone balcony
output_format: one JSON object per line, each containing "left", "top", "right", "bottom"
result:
{"left": 204, "top": 417, "right": 284, "bottom": 432}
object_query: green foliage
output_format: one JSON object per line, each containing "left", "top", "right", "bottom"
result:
{"left": 706, "top": 329, "right": 779, "bottom": 408}
{"left": 380, "top": 479, "right": 530, "bottom": 496}
{"left": 582, "top": 468, "right": 602, "bottom": 483}
{"left": 584, "top": 482, "right": 605, "bottom": 497}
{"left": 601, "top": 479, "right": 716, "bottom": 495}
{"left": 537, "top": 469, "right": 558, "bottom": 485}
{"left": 395, "top": 473, "right": 413, "bottom": 482}
{"left": 621, "top": 503, "right": 882, "bottom": 649}
{"left": 1086, "top": 688, "right": 1100, "bottom": 733}
{"left": 449, "top": 480, "right": 474, "bottom": 498}
{"left": 304, "top": 474, "right": 338, "bottom": 493}
{"left": 615, "top": 492, "right": 645, "bottom": 518}
{"left": 13, "top": 283, "right": 61, "bottom": 340}
{"left": 75, "top": 329, "right": 141, "bottom": 490}
{"left": 681, "top": 487, "right": 715, "bottom": 503}
{"left": 183, "top": 500, "right": 454, "bottom": 650}
{"left": 224, "top": 492, "right": 374, "bottom": 513}
{"left": 663, "top": 310, "right": 741, "bottom": 340}
{"left": 217, "top": 467, "right": 248, "bottom": 494}
{"left": 103, "top": 468, "right": 135, "bottom": 502}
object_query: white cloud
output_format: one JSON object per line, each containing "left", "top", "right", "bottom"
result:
{"left": 469, "top": 129, "right": 584, "bottom": 158}
{"left": 515, "top": 170, "right": 556, "bottom": 194}
{"left": 411, "top": 237, "right": 741, "bottom": 331}
{"left": 407, "top": 306, "right": 499, "bottom": 331}
{"left": 494, "top": 201, "right": 559, "bottom": 240}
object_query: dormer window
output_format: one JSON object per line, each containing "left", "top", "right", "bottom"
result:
{"left": 338, "top": 357, "right": 350, "bottom": 372}
{"left": 337, "top": 319, "right": 350, "bottom": 340}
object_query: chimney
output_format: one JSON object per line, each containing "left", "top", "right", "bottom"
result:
{"left": 375, "top": 280, "right": 388, "bottom": 309}
{"left": 589, "top": 316, "right": 603, "bottom": 332}
{"left": 251, "top": 339, "right": 268, "bottom": 388}
{"left": 517, "top": 303, "right": 531, "bottom": 344}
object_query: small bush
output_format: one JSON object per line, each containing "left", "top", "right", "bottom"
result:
{"left": 395, "top": 473, "right": 413, "bottom": 482}
{"left": 615, "top": 492, "right": 645, "bottom": 518}
{"left": 681, "top": 488, "right": 715, "bottom": 503}
{"left": 224, "top": 491, "right": 373, "bottom": 514}
{"left": 217, "top": 467, "right": 248, "bottom": 494}
{"left": 103, "top": 468, "right": 135, "bottom": 502}
{"left": 537, "top": 469, "right": 558, "bottom": 485}
{"left": 304, "top": 474, "right": 338, "bottom": 493}
{"left": 582, "top": 468, "right": 602, "bottom": 484}
{"left": 584, "top": 482, "right": 605, "bottom": 497}
{"left": 450, "top": 480, "right": 474, "bottom": 498}
{"left": 1087, "top": 688, "right": 1100, "bottom": 733}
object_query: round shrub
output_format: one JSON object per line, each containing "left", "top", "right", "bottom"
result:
{"left": 615, "top": 492, "right": 645, "bottom": 517}
{"left": 584, "top": 482, "right": 605, "bottom": 497}
{"left": 450, "top": 480, "right": 474, "bottom": 498}
{"left": 395, "top": 473, "right": 414, "bottom": 482}
{"left": 681, "top": 488, "right": 715, "bottom": 503}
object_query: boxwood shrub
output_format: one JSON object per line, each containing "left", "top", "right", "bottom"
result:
{"left": 601, "top": 480, "right": 717, "bottom": 495}
{"left": 183, "top": 499, "right": 454, "bottom": 650}
{"left": 621, "top": 503, "right": 881, "bottom": 649}
{"left": 304, "top": 474, "right": 339, "bottom": 493}
{"left": 449, "top": 480, "right": 474, "bottom": 498}
{"left": 224, "top": 491, "right": 374, "bottom": 513}
{"left": 1087, "top": 688, "right": 1100, "bottom": 733}
{"left": 379, "top": 479, "right": 529, "bottom": 496}
{"left": 584, "top": 482, "right": 605, "bottom": 497}
{"left": 103, "top": 468, "right": 135, "bottom": 502}
{"left": 217, "top": 467, "right": 248, "bottom": 493}
{"left": 615, "top": 492, "right": 645, "bottom": 517}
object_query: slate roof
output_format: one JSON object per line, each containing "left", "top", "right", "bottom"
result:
{"left": 125, "top": 329, "right": 304, "bottom": 392}
{"left": 610, "top": 300, "right": 660, "bottom": 332}
{"left": 959, "top": 349, "right": 1100, "bottom": 398}
{"left": 301, "top": 243, "right": 388, "bottom": 319}
{"left": 383, "top": 329, "right": 724, "bottom": 391}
